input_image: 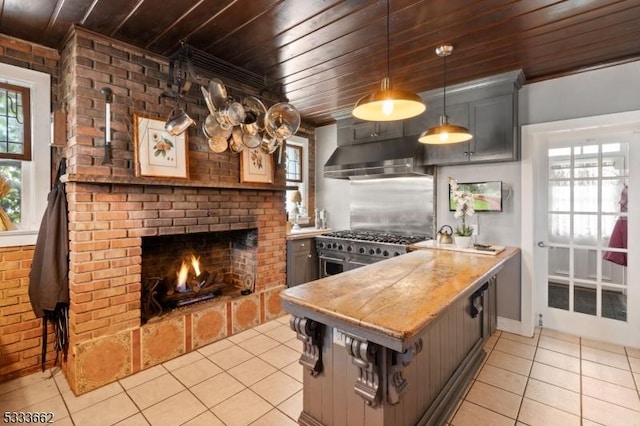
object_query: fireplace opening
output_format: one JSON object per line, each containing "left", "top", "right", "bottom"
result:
{"left": 141, "top": 229, "right": 257, "bottom": 323}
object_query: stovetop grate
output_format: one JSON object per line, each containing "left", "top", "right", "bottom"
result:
{"left": 320, "top": 230, "right": 428, "bottom": 245}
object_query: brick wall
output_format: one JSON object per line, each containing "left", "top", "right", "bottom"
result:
{"left": 0, "top": 246, "right": 57, "bottom": 380}
{"left": 0, "top": 35, "right": 60, "bottom": 381}
{"left": 0, "top": 27, "right": 315, "bottom": 390}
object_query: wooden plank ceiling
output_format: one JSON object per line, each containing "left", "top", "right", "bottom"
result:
{"left": 1, "top": 0, "right": 639, "bottom": 126}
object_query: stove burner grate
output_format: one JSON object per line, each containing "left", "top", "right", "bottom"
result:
{"left": 322, "top": 230, "right": 428, "bottom": 245}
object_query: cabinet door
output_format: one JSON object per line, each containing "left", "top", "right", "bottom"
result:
{"left": 286, "top": 238, "right": 318, "bottom": 287}
{"left": 422, "top": 102, "right": 471, "bottom": 165}
{"left": 291, "top": 250, "right": 311, "bottom": 286}
{"left": 339, "top": 120, "right": 404, "bottom": 145}
{"left": 468, "top": 94, "right": 516, "bottom": 162}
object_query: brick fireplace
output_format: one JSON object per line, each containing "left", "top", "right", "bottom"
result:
{"left": 51, "top": 27, "right": 291, "bottom": 394}
{"left": 0, "top": 29, "right": 316, "bottom": 386}
{"left": 63, "top": 183, "right": 286, "bottom": 394}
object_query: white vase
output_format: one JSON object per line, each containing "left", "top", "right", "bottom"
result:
{"left": 454, "top": 235, "right": 473, "bottom": 248}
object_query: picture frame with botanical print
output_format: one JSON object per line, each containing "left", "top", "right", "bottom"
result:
{"left": 133, "top": 113, "right": 189, "bottom": 179}
{"left": 240, "top": 148, "right": 273, "bottom": 184}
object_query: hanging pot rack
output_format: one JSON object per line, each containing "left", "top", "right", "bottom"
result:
{"left": 161, "top": 43, "right": 286, "bottom": 104}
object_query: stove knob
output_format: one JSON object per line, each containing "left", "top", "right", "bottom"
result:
{"left": 394, "top": 252, "right": 401, "bottom": 257}
{"left": 383, "top": 250, "right": 389, "bottom": 257}
{"left": 376, "top": 248, "right": 382, "bottom": 255}
{"left": 359, "top": 247, "right": 366, "bottom": 254}
{"left": 347, "top": 245, "right": 353, "bottom": 252}
{"left": 318, "top": 242, "right": 324, "bottom": 248}
{"left": 338, "top": 244, "right": 344, "bottom": 251}
{"left": 369, "top": 248, "right": 375, "bottom": 255}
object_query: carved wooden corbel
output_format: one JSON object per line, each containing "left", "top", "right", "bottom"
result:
{"left": 387, "top": 338, "right": 423, "bottom": 405}
{"left": 290, "top": 316, "right": 323, "bottom": 376}
{"left": 345, "top": 334, "right": 381, "bottom": 407}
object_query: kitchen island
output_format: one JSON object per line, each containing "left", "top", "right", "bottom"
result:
{"left": 280, "top": 247, "right": 519, "bottom": 426}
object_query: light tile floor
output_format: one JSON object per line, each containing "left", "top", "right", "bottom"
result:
{"left": 2, "top": 318, "right": 640, "bottom": 425}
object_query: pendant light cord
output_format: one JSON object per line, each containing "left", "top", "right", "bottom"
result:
{"left": 386, "top": 0, "right": 390, "bottom": 78}
{"left": 443, "top": 53, "right": 447, "bottom": 115}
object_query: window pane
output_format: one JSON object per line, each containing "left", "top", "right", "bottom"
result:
{"left": 548, "top": 247, "right": 569, "bottom": 277}
{"left": 0, "top": 82, "right": 30, "bottom": 161}
{"left": 548, "top": 279, "right": 569, "bottom": 310}
{"left": 0, "top": 161, "right": 21, "bottom": 227}
{"left": 574, "top": 153, "right": 598, "bottom": 178}
{"left": 574, "top": 283, "right": 597, "bottom": 316}
{"left": 548, "top": 180, "right": 570, "bottom": 212}
{"left": 285, "top": 145, "right": 302, "bottom": 182}
{"left": 573, "top": 179, "right": 598, "bottom": 212}
{"left": 602, "top": 142, "right": 629, "bottom": 177}
{"left": 602, "top": 285, "right": 626, "bottom": 321}
{"left": 573, "top": 214, "right": 598, "bottom": 245}
{"left": 574, "top": 248, "right": 596, "bottom": 281}
{"left": 548, "top": 213, "right": 570, "bottom": 244}
{"left": 549, "top": 156, "right": 570, "bottom": 179}
{"left": 602, "top": 179, "right": 627, "bottom": 213}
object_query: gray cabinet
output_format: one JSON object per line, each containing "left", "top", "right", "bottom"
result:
{"left": 337, "top": 119, "right": 403, "bottom": 146}
{"left": 286, "top": 238, "right": 318, "bottom": 287}
{"left": 412, "top": 94, "right": 517, "bottom": 165}
{"left": 411, "top": 70, "right": 524, "bottom": 166}
{"left": 405, "top": 102, "right": 471, "bottom": 164}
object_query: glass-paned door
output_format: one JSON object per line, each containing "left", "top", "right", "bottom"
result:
{"left": 536, "top": 135, "right": 635, "bottom": 344}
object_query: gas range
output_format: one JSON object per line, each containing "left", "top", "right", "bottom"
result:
{"left": 315, "top": 230, "right": 430, "bottom": 277}
{"left": 317, "top": 230, "right": 428, "bottom": 258}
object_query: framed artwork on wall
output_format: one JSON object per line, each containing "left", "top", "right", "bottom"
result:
{"left": 240, "top": 148, "right": 273, "bottom": 184}
{"left": 133, "top": 113, "right": 189, "bottom": 179}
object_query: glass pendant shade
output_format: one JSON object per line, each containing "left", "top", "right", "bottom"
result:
{"left": 353, "top": 77, "right": 426, "bottom": 122}
{"left": 418, "top": 115, "right": 472, "bottom": 144}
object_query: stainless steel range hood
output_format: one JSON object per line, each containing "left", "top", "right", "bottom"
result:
{"left": 323, "top": 137, "right": 434, "bottom": 179}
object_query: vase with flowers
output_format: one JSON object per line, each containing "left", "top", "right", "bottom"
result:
{"left": 450, "top": 177, "right": 475, "bottom": 248}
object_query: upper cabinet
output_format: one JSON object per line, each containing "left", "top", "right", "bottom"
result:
{"left": 334, "top": 70, "right": 524, "bottom": 167}
{"left": 407, "top": 70, "right": 525, "bottom": 166}
{"left": 337, "top": 119, "right": 403, "bottom": 146}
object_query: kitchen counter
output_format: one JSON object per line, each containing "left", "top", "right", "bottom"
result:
{"left": 286, "top": 227, "right": 331, "bottom": 240}
{"left": 281, "top": 247, "right": 518, "bottom": 351}
{"left": 280, "top": 247, "right": 519, "bottom": 426}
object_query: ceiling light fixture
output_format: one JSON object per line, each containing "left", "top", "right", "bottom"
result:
{"left": 419, "top": 45, "right": 472, "bottom": 144}
{"left": 352, "top": 0, "right": 425, "bottom": 122}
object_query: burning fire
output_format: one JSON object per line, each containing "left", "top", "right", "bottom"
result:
{"left": 190, "top": 255, "right": 201, "bottom": 277}
{"left": 175, "top": 255, "right": 204, "bottom": 293}
{"left": 176, "top": 261, "right": 190, "bottom": 293}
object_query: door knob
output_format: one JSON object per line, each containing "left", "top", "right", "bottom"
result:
{"left": 537, "top": 241, "right": 547, "bottom": 247}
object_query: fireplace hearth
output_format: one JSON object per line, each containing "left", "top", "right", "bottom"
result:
{"left": 141, "top": 229, "right": 258, "bottom": 322}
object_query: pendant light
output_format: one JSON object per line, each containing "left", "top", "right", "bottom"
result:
{"left": 418, "top": 45, "right": 472, "bottom": 144}
{"left": 352, "top": 0, "right": 425, "bottom": 122}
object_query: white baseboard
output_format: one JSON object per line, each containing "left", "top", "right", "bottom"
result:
{"left": 497, "top": 317, "right": 533, "bottom": 337}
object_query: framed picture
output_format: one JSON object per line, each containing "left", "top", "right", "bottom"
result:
{"left": 240, "top": 148, "right": 273, "bottom": 184}
{"left": 449, "top": 181, "right": 503, "bottom": 212}
{"left": 133, "top": 113, "right": 189, "bottom": 179}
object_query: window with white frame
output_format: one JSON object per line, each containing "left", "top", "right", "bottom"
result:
{"left": 0, "top": 63, "right": 51, "bottom": 247}
{"left": 285, "top": 135, "right": 309, "bottom": 222}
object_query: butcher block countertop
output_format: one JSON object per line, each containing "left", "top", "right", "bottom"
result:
{"left": 280, "top": 247, "right": 519, "bottom": 352}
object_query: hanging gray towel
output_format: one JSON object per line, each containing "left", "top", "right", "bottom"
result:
{"left": 29, "top": 158, "right": 69, "bottom": 318}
